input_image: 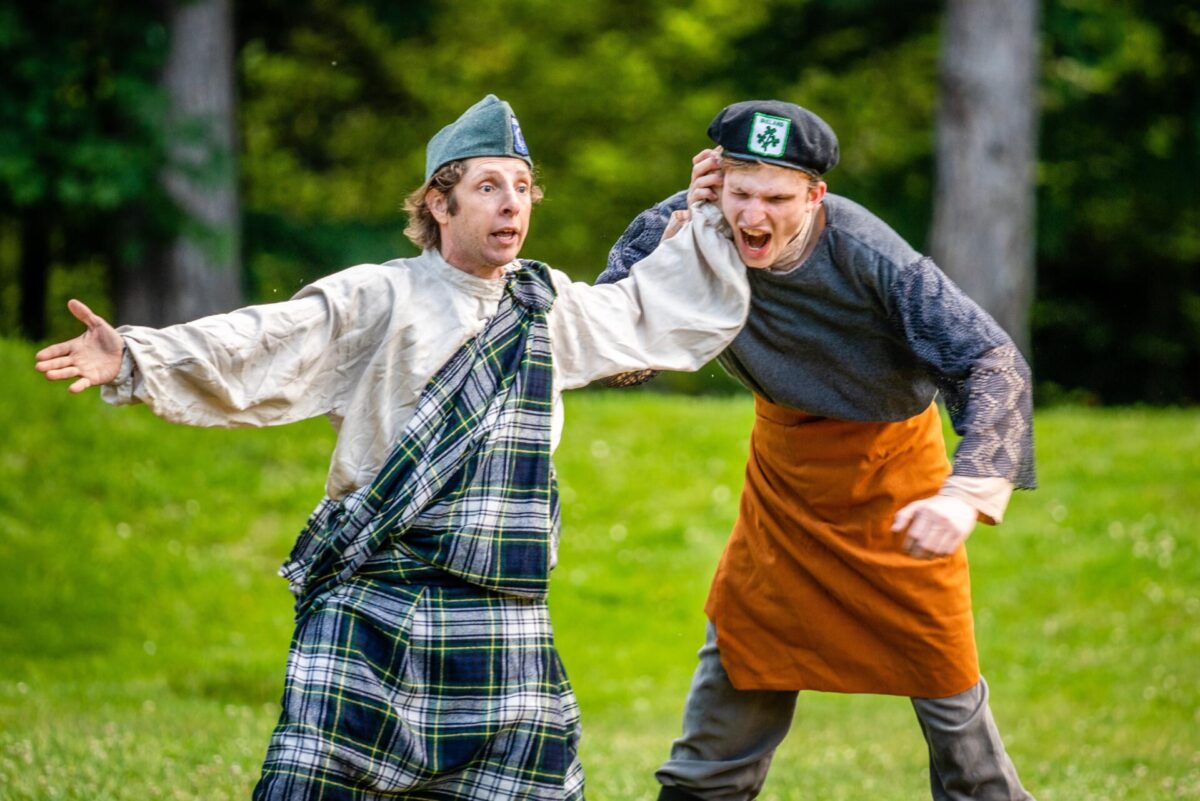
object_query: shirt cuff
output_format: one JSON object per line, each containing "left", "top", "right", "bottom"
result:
{"left": 938, "top": 475, "right": 1014, "bottom": 525}
{"left": 99, "top": 341, "right": 138, "bottom": 406}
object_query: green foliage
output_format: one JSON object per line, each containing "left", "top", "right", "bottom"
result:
{"left": 1, "top": 338, "right": 1197, "bottom": 799}
{"left": 230, "top": 0, "right": 1200, "bottom": 404}
{"left": 234, "top": 0, "right": 943, "bottom": 281}
{"left": 0, "top": 3, "right": 168, "bottom": 212}
{"left": 0, "top": 2, "right": 175, "bottom": 336}
{"left": 5, "top": 0, "right": 1199, "bottom": 399}
{"left": 1035, "top": 1, "right": 1200, "bottom": 403}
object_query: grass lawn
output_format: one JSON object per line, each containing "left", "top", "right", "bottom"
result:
{"left": 1, "top": 338, "right": 1196, "bottom": 800}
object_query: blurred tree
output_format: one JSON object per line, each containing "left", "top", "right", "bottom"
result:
{"left": 718, "top": 0, "right": 942, "bottom": 245}
{"left": 231, "top": 0, "right": 946, "bottom": 396}
{"left": 0, "top": 2, "right": 173, "bottom": 338}
{"left": 234, "top": 0, "right": 438, "bottom": 297}
{"left": 232, "top": 0, "right": 944, "bottom": 279}
{"left": 122, "top": 0, "right": 241, "bottom": 326}
{"left": 0, "top": 1, "right": 242, "bottom": 335}
{"left": 930, "top": 0, "right": 1039, "bottom": 356}
{"left": 234, "top": 0, "right": 767, "bottom": 290}
{"left": 1035, "top": 0, "right": 1200, "bottom": 403}
{"left": 8, "top": 0, "right": 1196, "bottom": 402}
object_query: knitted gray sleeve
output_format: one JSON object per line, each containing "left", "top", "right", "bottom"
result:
{"left": 889, "top": 257, "right": 1037, "bottom": 489}
{"left": 597, "top": 191, "right": 688, "bottom": 285}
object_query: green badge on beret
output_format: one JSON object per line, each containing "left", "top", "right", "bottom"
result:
{"left": 708, "top": 100, "right": 839, "bottom": 175}
{"left": 748, "top": 112, "right": 792, "bottom": 159}
{"left": 424, "top": 94, "right": 534, "bottom": 181}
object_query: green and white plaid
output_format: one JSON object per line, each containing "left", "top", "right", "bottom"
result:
{"left": 255, "top": 262, "right": 583, "bottom": 800}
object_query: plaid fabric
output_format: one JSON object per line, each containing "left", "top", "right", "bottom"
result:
{"left": 281, "top": 260, "right": 558, "bottom": 618}
{"left": 256, "top": 262, "right": 584, "bottom": 800}
{"left": 254, "top": 553, "right": 583, "bottom": 801}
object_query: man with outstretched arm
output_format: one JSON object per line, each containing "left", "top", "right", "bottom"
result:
{"left": 36, "top": 94, "right": 750, "bottom": 801}
{"left": 601, "top": 99, "right": 1037, "bottom": 801}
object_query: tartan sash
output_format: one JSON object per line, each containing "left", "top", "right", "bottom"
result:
{"left": 280, "top": 260, "right": 558, "bottom": 619}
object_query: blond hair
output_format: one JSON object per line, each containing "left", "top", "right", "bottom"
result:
{"left": 720, "top": 155, "right": 820, "bottom": 184}
{"left": 403, "top": 161, "right": 467, "bottom": 251}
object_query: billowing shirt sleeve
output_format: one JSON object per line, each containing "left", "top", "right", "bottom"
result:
{"left": 550, "top": 202, "right": 750, "bottom": 390}
{"left": 100, "top": 266, "right": 392, "bottom": 428}
{"left": 888, "top": 257, "right": 1037, "bottom": 490}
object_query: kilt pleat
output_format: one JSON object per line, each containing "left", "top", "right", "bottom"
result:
{"left": 255, "top": 552, "right": 583, "bottom": 801}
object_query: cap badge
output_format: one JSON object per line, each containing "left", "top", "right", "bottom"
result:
{"left": 748, "top": 112, "right": 791, "bottom": 158}
{"left": 511, "top": 115, "right": 529, "bottom": 156}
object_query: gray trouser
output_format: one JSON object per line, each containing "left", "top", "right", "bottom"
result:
{"left": 656, "top": 623, "right": 1034, "bottom": 801}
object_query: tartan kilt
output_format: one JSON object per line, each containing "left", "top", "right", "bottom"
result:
{"left": 254, "top": 550, "right": 584, "bottom": 801}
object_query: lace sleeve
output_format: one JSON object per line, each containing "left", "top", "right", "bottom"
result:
{"left": 889, "top": 258, "right": 1037, "bottom": 489}
{"left": 595, "top": 191, "right": 690, "bottom": 388}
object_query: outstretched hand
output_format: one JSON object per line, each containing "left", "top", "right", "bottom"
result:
{"left": 34, "top": 299, "right": 124, "bottom": 393}
{"left": 891, "top": 494, "right": 978, "bottom": 560}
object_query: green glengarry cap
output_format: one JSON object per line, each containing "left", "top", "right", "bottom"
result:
{"left": 424, "top": 94, "right": 532, "bottom": 181}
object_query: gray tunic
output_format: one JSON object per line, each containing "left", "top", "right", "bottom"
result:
{"left": 601, "top": 191, "right": 1035, "bottom": 489}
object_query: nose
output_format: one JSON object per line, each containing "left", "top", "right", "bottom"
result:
{"left": 739, "top": 199, "right": 767, "bottom": 226}
{"left": 498, "top": 185, "right": 523, "bottom": 216}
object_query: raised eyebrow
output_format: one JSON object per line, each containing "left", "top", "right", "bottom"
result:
{"left": 474, "top": 170, "right": 532, "bottom": 185}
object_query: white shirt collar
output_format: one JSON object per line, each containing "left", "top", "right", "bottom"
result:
{"left": 421, "top": 248, "right": 512, "bottom": 300}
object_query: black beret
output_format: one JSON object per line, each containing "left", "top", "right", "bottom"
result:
{"left": 707, "top": 100, "right": 839, "bottom": 176}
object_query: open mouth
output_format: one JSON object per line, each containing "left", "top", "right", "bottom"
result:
{"left": 491, "top": 227, "right": 520, "bottom": 245}
{"left": 739, "top": 228, "right": 772, "bottom": 257}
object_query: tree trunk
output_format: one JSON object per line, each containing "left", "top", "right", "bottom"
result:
{"left": 19, "top": 210, "right": 50, "bottom": 341}
{"left": 930, "top": 0, "right": 1039, "bottom": 356}
{"left": 138, "top": 0, "right": 241, "bottom": 326}
{"left": 111, "top": 211, "right": 168, "bottom": 327}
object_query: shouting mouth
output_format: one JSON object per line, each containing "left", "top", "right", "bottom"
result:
{"left": 739, "top": 227, "right": 772, "bottom": 259}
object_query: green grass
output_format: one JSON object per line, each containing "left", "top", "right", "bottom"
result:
{"left": 1, "top": 337, "right": 1197, "bottom": 800}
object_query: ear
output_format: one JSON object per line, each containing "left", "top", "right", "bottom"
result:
{"left": 808, "top": 180, "right": 828, "bottom": 205}
{"left": 427, "top": 189, "right": 451, "bottom": 225}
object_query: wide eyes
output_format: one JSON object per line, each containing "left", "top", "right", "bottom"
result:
{"left": 478, "top": 181, "right": 530, "bottom": 195}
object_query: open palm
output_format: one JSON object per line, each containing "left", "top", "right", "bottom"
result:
{"left": 34, "top": 299, "right": 124, "bottom": 393}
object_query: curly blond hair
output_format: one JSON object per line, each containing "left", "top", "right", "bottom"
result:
{"left": 403, "top": 161, "right": 467, "bottom": 251}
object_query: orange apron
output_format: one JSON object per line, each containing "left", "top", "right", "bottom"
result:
{"left": 705, "top": 396, "right": 979, "bottom": 698}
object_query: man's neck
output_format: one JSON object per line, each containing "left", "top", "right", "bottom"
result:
{"left": 770, "top": 204, "right": 826, "bottom": 272}
{"left": 438, "top": 250, "right": 509, "bottom": 281}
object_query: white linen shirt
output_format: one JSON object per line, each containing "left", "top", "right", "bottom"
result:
{"left": 103, "top": 204, "right": 749, "bottom": 499}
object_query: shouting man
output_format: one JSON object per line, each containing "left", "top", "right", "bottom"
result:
{"left": 601, "top": 100, "right": 1037, "bottom": 801}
